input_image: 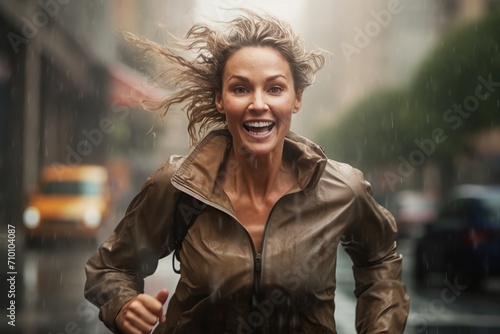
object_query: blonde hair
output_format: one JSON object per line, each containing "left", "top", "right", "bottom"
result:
{"left": 127, "top": 10, "right": 325, "bottom": 144}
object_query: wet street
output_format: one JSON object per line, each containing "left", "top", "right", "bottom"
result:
{"left": 336, "top": 238, "right": 500, "bottom": 334}
{"left": 5, "top": 227, "right": 500, "bottom": 334}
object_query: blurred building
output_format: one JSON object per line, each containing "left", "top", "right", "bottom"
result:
{"left": 0, "top": 1, "right": 118, "bottom": 231}
{"left": 111, "top": 0, "right": 196, "bottom": 200}
{"left": 0, "top": 0, "right": 207, "bottom": 230}
{"left": 298, "top": 0, "right": 500, "bottom": 138}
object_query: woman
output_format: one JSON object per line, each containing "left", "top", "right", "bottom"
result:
{"left": 85, "top": 10, "right": 409, "bottom": 334}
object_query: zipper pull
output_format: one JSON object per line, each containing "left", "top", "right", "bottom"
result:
{"left": 255, "top": 252, "right": 262, "bottom": 272}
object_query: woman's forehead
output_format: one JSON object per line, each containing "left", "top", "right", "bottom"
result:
{"left": 223, "top": 46, "right": 292, "bottom": 78}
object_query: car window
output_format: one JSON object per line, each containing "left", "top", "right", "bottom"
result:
{"left": 483, "top": 196, "right": 500, "bottom": 229}
{"left": 439, "top": 198, "right": 478, "bottom": 219}
{"left": 41, "top": 181, "right": 103, "bottom": 195}
{"left": 437, "top": 196, "right": 500, "bottom": 230}
{"left": 435, "top": 198, "right": 479, "bottom": 230}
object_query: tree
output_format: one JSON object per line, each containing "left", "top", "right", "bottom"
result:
{"left": 316, "top": 89, "right": 410, "bottom": 170}
{"left": 407, "top": 11, "right": 500, "bottom": 157}
{"left": 316, "top": 10, "right": 500, "bottom": 178}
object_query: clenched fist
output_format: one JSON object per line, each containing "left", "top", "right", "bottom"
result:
{"left": 115, "top": 289, "right": 169, "bottom": 334}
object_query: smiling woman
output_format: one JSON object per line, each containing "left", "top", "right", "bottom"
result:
{"left": 84, "top": 9, "right": 410, "bottom": 334}
{"left": 215, "top": 46, "right": 301, "bottom": 158}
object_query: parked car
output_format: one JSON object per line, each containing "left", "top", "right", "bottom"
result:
{"left": 23, "top": 164, "right": 111, "bottom": 244}
{"left": 414, "top": 184, "right": 500, "bottom": 288}
{"left": 386, "top": 190, "right": 437, "bottom": 238}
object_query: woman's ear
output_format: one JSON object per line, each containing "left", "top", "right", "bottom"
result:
{"left": 293, "top": 89, "right": 303, "bottom": 114}
{"left": 215, "top": 91, "right": 224, "bottom": 114}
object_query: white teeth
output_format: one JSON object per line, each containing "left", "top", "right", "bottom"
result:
{"left": 245, "top": 121, "right": 273, "bottom": 128}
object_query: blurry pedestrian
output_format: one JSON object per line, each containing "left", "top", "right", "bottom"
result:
{"left": 85, "top": 9, "right": 409, "bottom": 334}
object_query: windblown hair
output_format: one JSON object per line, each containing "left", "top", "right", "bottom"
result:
{"left": 127, "top": 9, "right": 325, "bottom": 144}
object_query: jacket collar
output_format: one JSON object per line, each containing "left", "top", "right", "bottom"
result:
{"left": 171, "top": 129, "right": 327, "bottom": 208}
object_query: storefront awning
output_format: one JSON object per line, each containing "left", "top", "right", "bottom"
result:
{"left": 107, "top": 62, "right": 167, "bottom": 109}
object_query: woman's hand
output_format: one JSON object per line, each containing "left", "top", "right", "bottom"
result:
{"left": 115, "top": 289, "right": 169, "bottom": 334}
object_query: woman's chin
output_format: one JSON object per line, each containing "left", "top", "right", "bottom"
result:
{"left": 239, "top": 140, "right": 283, "bottom": 159}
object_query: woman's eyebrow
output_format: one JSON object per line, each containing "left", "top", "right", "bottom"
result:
{"left": 265, "top": 74, "right": 287, "bottom": 82}
{"left": 227, "top": 74, "right": 250, "bottom": 82}
{"left": 227, "top": 74, "right": 287, "bottom": 82}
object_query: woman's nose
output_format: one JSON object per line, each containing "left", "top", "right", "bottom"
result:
{"left": 249, "top": 92, "right": 268, "bottom": 112}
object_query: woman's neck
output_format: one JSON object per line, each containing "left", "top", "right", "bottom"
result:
{"left": 224, "top": 146, "right": 291, "bottom": 201}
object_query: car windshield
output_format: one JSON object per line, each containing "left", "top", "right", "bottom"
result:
{"left": 436, "top": 194, "right": 500, "bottom": 230}
{"left": 483, "top": 194, "right": 500, "bottom": 228}
{"left": 41, "top": 181, "right": 103, "bottom": 195}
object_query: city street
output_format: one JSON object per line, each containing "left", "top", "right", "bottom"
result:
{"left": 2, "top": 1, "right": 500, "bottom": 334}
{"left": 8, "top": 226, "right": 500, "bottom": 334}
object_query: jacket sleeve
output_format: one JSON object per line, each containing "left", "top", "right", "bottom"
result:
{"left": 340, "top": 168, "right": 410, "bottom": 334}
{"left": 84, "top": 158, "right": 181, "bottom": 332}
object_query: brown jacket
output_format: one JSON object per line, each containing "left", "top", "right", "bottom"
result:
{"left": 84, "top": 129, "right": 409, "bottom": 333}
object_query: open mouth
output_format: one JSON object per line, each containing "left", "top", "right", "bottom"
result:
{"left": 243, "top": 121, "right": 275, "bottom": 136}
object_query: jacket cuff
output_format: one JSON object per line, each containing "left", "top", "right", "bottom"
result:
{"left": 100, "top": 294, "right": 137, "bottom": 333}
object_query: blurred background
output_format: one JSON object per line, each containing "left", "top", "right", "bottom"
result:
{"left": 1, "top": 0, "right": 500, "bottom": 333}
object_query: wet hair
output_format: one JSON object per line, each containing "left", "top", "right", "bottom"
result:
{"left": 127, "top": 9, "right": 325, "bottom": 144}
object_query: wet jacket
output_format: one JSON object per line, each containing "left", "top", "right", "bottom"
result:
{"left": 84, "top": 129, "right": 409, "bottom": 333}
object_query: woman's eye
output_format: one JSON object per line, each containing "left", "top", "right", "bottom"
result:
{"left": 233, "top": 87, "right": 248, "bottom": 94}
{"left": 269, "top": 86, "right": 283, "bottom": 94}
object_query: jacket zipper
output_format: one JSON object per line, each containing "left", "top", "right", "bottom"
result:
{"left": 250, "top": 199, "right": 283, "bottom": 333}
{"left": 172, "top": 181, "right": 293, "bottom": 332}
{"left": 251, "top": 251, "right": 261, "bottom": 334}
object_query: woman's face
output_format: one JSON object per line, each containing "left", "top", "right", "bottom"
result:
{"left": 216, "top": 46, "right": 302, "bottom": 158}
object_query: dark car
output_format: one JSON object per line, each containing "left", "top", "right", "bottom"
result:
{"left": 414, "top": 184, "right": 500, "bottom": 289}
